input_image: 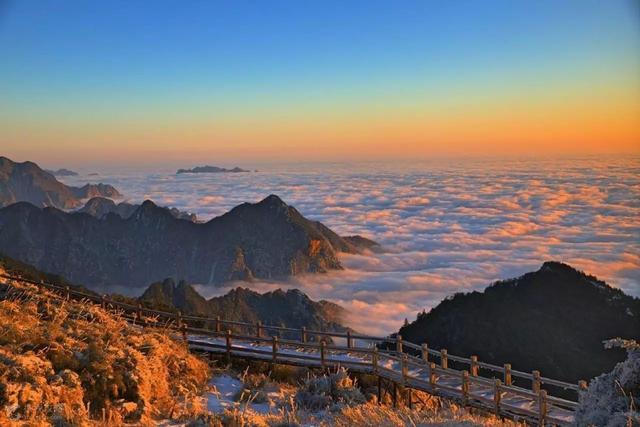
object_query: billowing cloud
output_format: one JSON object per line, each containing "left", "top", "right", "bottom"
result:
{"left": 63, "top": 157, "right": 640, "bottom": 335}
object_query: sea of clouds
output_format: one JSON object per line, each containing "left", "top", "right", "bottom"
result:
{"left": 60, "top": 156, "right": 639, "bottom": 335}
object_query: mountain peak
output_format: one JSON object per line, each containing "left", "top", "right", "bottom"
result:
{"left": 131, "top": 199, "right": 170, "bottom": 221}
{"left": 259, "top": 194, "right": 288, "bottom": 208}
{"left": 540, "top": 260, "right": 576, "bottom": 273}
{"left": 140, "top": 199, "right": 158, "bottom": 209}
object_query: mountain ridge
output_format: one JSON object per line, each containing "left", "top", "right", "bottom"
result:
{"left": 0, "top": 194, "right": 377, "bottom": 290}
{"left": 139, "top": 278, "right": 349, "bottom": 337}
{"left": 78, "top": 196, "right": 198, "bottom": 222}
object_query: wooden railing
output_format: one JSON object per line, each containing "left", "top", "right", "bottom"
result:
{"left": 0, "top": 273, "right": 587, "bottom": 426}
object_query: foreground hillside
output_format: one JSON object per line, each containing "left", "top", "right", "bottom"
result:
{"left": 399, "top": 262, "right": 640, "bottom": 383}
{"left": 2, "top": 264, "right": 636, "bottom": 425}
{"left": 0, "top": 271, "right": 210, "bottom": 425}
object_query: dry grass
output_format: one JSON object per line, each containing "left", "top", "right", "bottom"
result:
{"left": 214, "top": 399, "right": 524, "bottom": 427}
{"left": 0, "top": 271, "right": 210, "bottom": 426}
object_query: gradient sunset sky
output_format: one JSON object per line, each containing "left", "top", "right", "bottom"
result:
{"left": 1, "top": 1, "right": 639, "bottom": 165}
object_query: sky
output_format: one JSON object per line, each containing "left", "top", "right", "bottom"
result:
{"left": 1, "top": 1, "right": 639, "bottom": 166}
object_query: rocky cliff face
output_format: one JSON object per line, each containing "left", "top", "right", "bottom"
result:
{"left": 0, "top": 195, "right": 368, "bottom": 290}
{"left": 0, "top": 156, "right": 121, "bottom": 208}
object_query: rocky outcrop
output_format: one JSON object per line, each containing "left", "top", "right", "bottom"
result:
{"left": 343, "top": 235, "right": 383, "bottom": 253}
{"left": 70, "top": 183, "right": 120, "bottom": 200}
{"left": 0, "top": 195, "right": 368, "bottom": 290}
{"left": 0, "top": 156, "right": 121, "bottom": 208}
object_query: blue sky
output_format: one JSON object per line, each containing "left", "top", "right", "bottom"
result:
{"left": 0, "top": 0, "right": 638, "bottom": 164}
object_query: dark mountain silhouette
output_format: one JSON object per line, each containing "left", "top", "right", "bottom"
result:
{"left": 78, "top": 197, "right": 197, "bottom": 222}
{"left": 398, "top": 262, "right": 640, "bottom": 382}
{"left": 177, "top": 165, "right": 249, "bottom": 174}
{"left": 139, "top": 278, "right": 348, "bottom": 336}
{"left": 0, "top": 156, "right": 121, "bottom": 208}
{"left": 0, "top": 195, "right": 376, "bottom": 290}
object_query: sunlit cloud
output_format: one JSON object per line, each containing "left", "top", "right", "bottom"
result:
{"left": 61, "top": 157, "right": 640, "bottom": 335}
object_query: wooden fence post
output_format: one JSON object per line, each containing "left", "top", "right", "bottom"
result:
{"left": 401, "top": 354, "right": 408, "bottom": 386}
{"left": 470, "top": 355, "right": 479, "bottom": 376}
{"left": 101, "top": 294, "right": 107, "bottom": 310}
{"left": 256, "top": 321, "right": 262, "bottom": 338}
{"left": 65, "top": 286, "right": 70, "bottom": 301}
{"left": 421, "top": 343, "right": 429, "bottom": 361}
{"left": 461, "top": 371, "right": 470, "bottom": 405}
{"left": 177, "top": 311, "right": 183, "bottom": 330}
{"left": 396, "top": 335, "right": 403, "bottom": 354}
{"left": 440, "top": 349, "right": 448, "bottom": 369}
{"left": 225, "top": 330, "right": 232, "bottom": 363}
{"left": 538, "top": 389, "right": 547, "bottom": 426}
{"left": 377, "top": 375, "right": 382, "bottom": 405}
{"left": 347, "top": 330, "right": 352, "bottom": 349}
{"left": 392, "top": 382, "right": 398, "bottom": 408}
{"left": 215, "top": 316, "right": 221, "bottom": 333}
{"left": 181, "top": 322, "right": 187, "bottom": 342}
{"left": 494, "top": 379, "right": 502, "bottom": 414}
{"left": 272, "top": 336, "right": 279, "bottom": 363}
{"left": 137, "top": 303, "right": 144, "bottom": 325}
{"left": 320, "top": 341, "right": 326, "bottom": 368}
{"left": 504, "top": 363, "right": 512, "bottom": 386}
{"left": 301, "top": 327, "right": 307, "bottom": 343}
{"left": 532, "top": 370, "right": 541, "bottom": 394}
{"left": 429, "top": 362, "right": 436, "bottom": 390}
{"left": 372, "top": 347, "right": 379, "bottom": 374}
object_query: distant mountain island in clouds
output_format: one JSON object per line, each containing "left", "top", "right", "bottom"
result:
{"left": 177, "top": 165, "right": 250, "bottom": 174}
{"left": 45, "top": 168, "right": 78, "bottom": 177}
{"left": 0, "top": 156, "right": 121, "bottom": 209}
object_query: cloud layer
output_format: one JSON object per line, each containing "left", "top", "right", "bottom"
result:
{"left": 61, "top": 157, "right": 640, "bottom": 335}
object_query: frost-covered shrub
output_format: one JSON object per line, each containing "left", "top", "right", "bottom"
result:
{"left": 574, "top": 339, "right": 639, "bottom": 427}
{"left": 0, "top": 275, "right": 210, "bottom": 425}
{"left": 295, "top": 368, "right": 365, "bottom": 411}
